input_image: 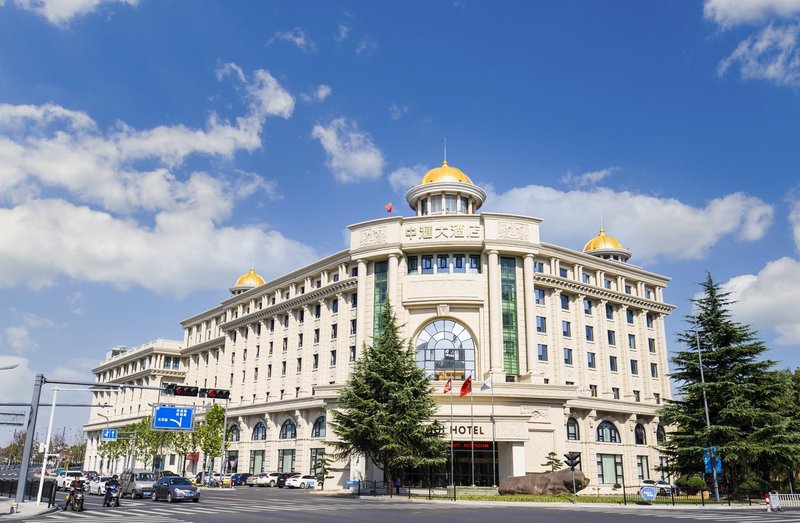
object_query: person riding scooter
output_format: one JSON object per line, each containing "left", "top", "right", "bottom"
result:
{"left": 63, "top": 477, "right": 83, "bottom": 511}
{"left": 103, "top": 475, "right": 120, "bottom": 507}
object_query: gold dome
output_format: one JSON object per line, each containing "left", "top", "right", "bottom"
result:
{"left": 583, "top": 229, "right": 624, "bottom": 252}
{"left": 421, "top": 161, "right": 473, "bottom": 185}
{"left": 235, "top": 267, "right": 265, "bottom": 287}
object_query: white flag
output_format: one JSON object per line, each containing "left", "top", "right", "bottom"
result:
{"left": 480, "top": 377, "right": 492, "bottom": 391}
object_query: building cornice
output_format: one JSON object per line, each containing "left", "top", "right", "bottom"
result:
{"left": 534, "top": 274, "right": 676, "bottom": 313}
{"left": 539, "top": 242, "right": 671, "bottom": 284}
{"left": 92, "top": 341, "right": 182, "bottom": 373}
{"left": 182, "top": 335, "right": 226, "bottom": 356}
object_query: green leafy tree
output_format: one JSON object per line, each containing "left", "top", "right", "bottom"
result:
{"left": 328, "top": 303, "right": 447, "bottom": 487}
{"left": 171, "top": 431, "right": 198, "bottom": 476}
{"left": 541, "top": 451, "right": 562, "bottom": 471}
{"left": 659, "top": 273, "right": 800, "bottom": 492}
{"left": 196, "top": 403, "right": 227, "bottom": 476}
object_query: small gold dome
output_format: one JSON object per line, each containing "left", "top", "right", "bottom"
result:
{"left": 583, "top": 229, "right": 624, "bottom": 252}
{"left": 235, "top": 267, "right": 265, "bottom": 287}
{"left": 421, "top": 161, "right": 473, "bottom": 185}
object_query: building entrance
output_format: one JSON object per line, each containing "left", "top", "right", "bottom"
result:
{"left": 404, "top": 441, "right": 498, "bottom": 487}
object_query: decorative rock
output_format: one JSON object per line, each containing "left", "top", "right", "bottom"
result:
{"left": 498, "top": 469, "right": 589, "bottom": 495}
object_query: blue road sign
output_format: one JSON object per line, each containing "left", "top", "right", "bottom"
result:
{"left": 703, "top": 447, "right": 723, "bottom": 474}
{"left": 640, "top": 486, "right": 657, "bottom": 502}
{"left": 100, "top": 428, "right": 118, "bottom": 441}
{"left": 151, "top": 405, "right": 194, "bottom": 431}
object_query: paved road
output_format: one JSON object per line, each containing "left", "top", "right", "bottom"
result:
{"left": 21, "top": 485, "right": 800, "bottom": 522}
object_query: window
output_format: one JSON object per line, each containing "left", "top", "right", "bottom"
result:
{"left": 331, "top": 324, "right": 338, "bottom": 339}
{"left": 607, "top": 330, "right": 616, "bottom": 346}
{"left": 656, "top": 425, "right": 667, "bottom": 444}
{"left": 431, "top": 195, "right": 442, "bottom": 213}
{"left": 349, "top": 345, "right": 356, "bottom": 362}
{"left": 330, "top": 350, "right": 337, "bottom": 366}
{"left": 563, "top": 348, "right": 573, "bottom": 365}
{"left": 585, "top": 325, "right": 594, "bottom": 342}
{"left": 350, "top": 319, "right": 357, "bottom": 335}
{"left": 314, "top": 329, "right": 320, "bottom": 344}
{"left": 589, "top": 384, "right": 598, "bottom": 397}
{"left": 312, "top": 416, "right": 326, "bottom": 438}
{"left": 283, "top": 315, "right": 289, "bottom": 328}
{"left": 298, "top": 333, "right": 304, "bottom": 347}
{"left": 597, "top": 454, "right": 623, "bottom": 484}
{"left": 609, "top": 356, "right": 618, "bottom": 372}
{"left": 612, "top": 387, "right": 620, "bottom": 399}
{"left": 351, "top": 293, "right": 358, "bottom": 308}
{"left": 587, "top": 352, "right": 596, "bottom": 368}
{"left": 605, "top": 304, "right": 614, "bottom": 320}
{"left": 650, "top": 363, "right": 658, "bottom": 378}
{"left": 537, "top": 344, "right": 548, "bottom": 362}
{"left": 628, "top": 334, "right": 636, "bottom": 350}
{"left": 267, "top": 364, "right": 272, "bottom": 378}
{"left": 534, "top": 261, "right": 544, "bottom": 273}
{"left": 254, "top": 367, "right": 258, "bottom": 381}
{"left": 534, "top": 288, "right": 545, "bottom": 305}
{"left": 296, "top": 357, "right": 302, "bottom": 373}
{"left": 654, "top": 393, "right": 661, "bottom": 404}
{"left": 560, "top": 294, "right": 570, "bottom": 310}
{"left": 453, "top": 255, "right": 466, "bottom": 273}
{"left": 314, "top": 304, "right": 321, "bottom": 318}
{"left": 421, "top": 255, "right": 434, "bottom": 274}
{"left": 421, "top": 198, "right": 429, "bottom": 215}
{"left": 407, "top": 256, "right": 419, "bottom": 274}
{"left": 567, "top": 418, "right": 580, "bottom": 440}
{"left": 637, "top": 455, "right": 650, "bottom": 481}
{"left": 604, "top": 278, "right": 612, "bottom": 290}
{"left": 437, "top": 255, "right": 449, "bottom": 272}
{"left": 645, "top": 287, "right": 653, "bottom": 299}
{"left": 646, "top": 313, "right": 654, "bottom": 328}
{"left": 269, "top": 342, "right": 273, "bottom": 355}
{"left": 626, "top": 309, "right": 634, "bottom": 324}
{"left": 351, "top": 266, "right": 359, "bottom": 277}
{"left": 582, "top": 273, "right": 591, "bottom": 284}
{"left": 280, "top": 419, "right": 297, "bottom": 439}
{"left": 460, "top": 196, "right": 470, "bottom": 213}
{"left": 228, "top": 424, "right": 240, "bottom": 442}
{"left": 562, "top": 320, "right": 571, "bottom": 337}
{"left": 635, "top": 423, "right": 646, "bottom": 445}
{"left": 445, "top": 194, "right": 457, "bottom": 213}
{"left": 310, "top": 448, "right": 325, "bottom": 477}
{"left": 277, "top": 449, "right": 295, "bottom": 473}
{"left": 631, "top": 360, "right": 639, "bottom": 375}
{"left": 282, "top": 338, "right": 288, "bottom": 351}
{"left": 559, "top": 267, "right": 568, "bottom": 278}
{"left": 313, "top": 354, "right": 319, "bottom": 369}
{"left": 331, "top": 299, "right": 339, "bottom": 314}
{"left": 250, "top": 450, "right": 265, "bottom": 474}
{"left": 625, "top": 284, "right": 632, "bottom": 294}
{"left": 469, "top": 255, "right": 481, "bottom": 273}
{"left": 163, "top": 357, "right": 172, "bottom": 369}
{"left": 596, "top": 421, "right": 620, "bottom": 443}
{"left": 536, "top": 316, "right": 547, "bottom": 333}
{"left": 252, "top": 422, "right": 267, "bottom": 441}
{"left": 633, "top": 390, "right": 641, "bottom": 402}
{"left": 648, "top": 338, "right": 656, "bottom": 353}
{"left": 583, "top": 298, "right": 592, "bottom": 315}
{"left": 281, "top": 361, "right": 286, "bottom": 376}
{"left": 415, "top": 319, "right": 476, "bottom": 380}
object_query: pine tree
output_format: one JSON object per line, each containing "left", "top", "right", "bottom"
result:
{"left": 328, "top": 303, "right": 447, "bottom": 486}
{"left": 659, "top": 273, "right": 800, "bottom": 492}
{"left": 542, "top": 451, "right": 562, "bottom": 471}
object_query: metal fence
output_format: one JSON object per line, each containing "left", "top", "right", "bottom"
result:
{"left": 772, "top": 493, "right": 800, "bottom": 510}
{"left": 0, "top": 478, "right": 58, "bottom": 507}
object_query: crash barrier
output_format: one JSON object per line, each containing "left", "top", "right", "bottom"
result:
{"left": 0, "top": 478, "right": 58, "bottom": 507}
{"left": 773, "top": 493, "right": 800, "bottom": 509}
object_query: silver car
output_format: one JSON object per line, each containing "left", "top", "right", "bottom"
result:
{"left": 151, "top": 476, "right": 199, "bottom": 503}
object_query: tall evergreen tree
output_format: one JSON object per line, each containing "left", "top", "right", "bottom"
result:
{"left": 659, "top": 273, "right": 800, "bottom": 491}
{"left": 328, "top": 303, "right": 447, "bottom": 485}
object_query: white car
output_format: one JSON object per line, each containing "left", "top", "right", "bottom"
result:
{"left": 285, "top": 474, "right": 317, "bottom": 489}
{"left": 57, "top": 471, "right": 86, "bottom": 490}
{"left": 641, "top": 479, "right": 674, "bottom": 496}
{"left": 256, "top": 472, "right": 282, "bottom": 487}
{"left": 89, "top": 476, "right": 112, "bottom": 495}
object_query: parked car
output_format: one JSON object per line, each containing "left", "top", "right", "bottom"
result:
{"left": 285, "top": 474, "right": 317, "bottom": 489}
{"left": 157, "top": 470, "right": 178, "bottom": 479}
{"left": 256, "top": 472, "right": 283, "bottom": 487}
{"left": 245, "top": 474, "right": 260, "bottom": 487}
{"left": 276, "top": 473, "right": 291, "bottom": 488}
{"left": 56, "top": 471, "right": 85, "bottom": 490}
{"left": 641, "top": 479, "right": 675, "bottom": 496}
{"left": 83, "top": 471, "right": 98, "bottom": 482}
{"left": 230, "top": 473, "right": 251, "bottom": 486}
{"left": 89, "top": 476, "right": 112, "bottom": 495}
{"left": 120, "top": 469, "right": 157, "bottom": 499}
{"left": 151, "top": 476, "right": 199, "bottom": 503}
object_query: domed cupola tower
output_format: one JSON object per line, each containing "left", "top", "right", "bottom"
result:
{"left": 405, "top": 161, "right": 487, "bottom": 215}
{"left": 230, "top": 267, "right": 266, "bottom": 295}
{"left": 583, "top": 229, "right": 631, "bottom": 262}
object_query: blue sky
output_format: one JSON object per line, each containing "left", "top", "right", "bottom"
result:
{"left": 2, "top": 0, "right": 800, "bottom": 444}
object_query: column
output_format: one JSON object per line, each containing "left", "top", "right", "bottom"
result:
{"left": 355, "top": 259, "right": 367, "bottom": 350}
{"left": 523, "top": 255, "right": 536, "bottom": 376}
{"left": 387, "top": 254, "right": 399, "bottom": 309}
{"left": 487, "top": 250, "right": 504, "bottom": 377}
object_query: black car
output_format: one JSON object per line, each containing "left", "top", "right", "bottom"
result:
{"left": 151, "top": 476, "right": 200, "bottom": 503}
{"left": 276, "top": 473, "right": 291, "bottom": 488}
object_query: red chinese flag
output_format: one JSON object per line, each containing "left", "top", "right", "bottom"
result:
{"left": 443, "top": 378, "right": 452, "bottom": 394}
{"left": 460, "top": 376, "right": 472, "bottom": 397}
{"left": 385, "top": 202, "right": 393, "bottom": 213}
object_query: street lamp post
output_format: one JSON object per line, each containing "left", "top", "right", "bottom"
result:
{"left": 695, "top": 321, "right": 721, "bottom": 502}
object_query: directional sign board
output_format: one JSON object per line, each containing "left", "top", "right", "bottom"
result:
{"left": 0, "top": 411, "right": 25, "bottom": 426}
{"left": 151, "top": 405, "right": 194, "bottom": 432}
{"left": 100, "top": 428, "right": 118, "bottom": 441}
{"left": 640, "top": 486, "right": 657, "bottom": 502}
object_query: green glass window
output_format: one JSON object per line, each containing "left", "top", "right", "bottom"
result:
{"left": 373, "top": 261, "right": 388, "bottom": 337}
{"left": 500, "top": 257, "right": 519, "bottom": 375}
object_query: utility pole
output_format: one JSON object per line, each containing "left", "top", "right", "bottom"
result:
{"left": 16, "top": 374, "right": 44, "bottom": 504}
{"left": 695, "top": 322, "right": 721, "bottom": 502}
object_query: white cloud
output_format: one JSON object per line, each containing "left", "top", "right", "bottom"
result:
{"left": 561, "top": 167, "right": 617, "bottom": 189}
{"left": 0, "top": 66, "right": 317, "bottom": 296}
{"left": 488, "top": 185, "right": 773, "bottom": 263}
{"left": 356, "top": 35, "right": 378, "bottom": 56}
{"left": 67, "top": 291, "right": 83, "bottom": 314}
{"left": 0, "top": 355, "right": 34, "bottom": 403}
{"left": 705, "top": 0, "right": 800, "bottom": 28}
{"left": 300, "top": 85, "right": 332, "bottom": 103}
{"left": 389, "top": 103, "right": 409, "bottom": 121}
{"left": 10, "top": 0, "right": 137, "bottom": 26}
{"left": 4, "top": 311, "right": 57, "bottom": 352}
{"left": 311, "top": 118, "right": 385, "bottom": 183}
{"left": 388, "top": 165, "right": 427, "bottom": 193}
{"left": 335, "top": 24, "right": 349, "bottom": 43}
{"left": 790, "top": 193, "right": 800, "bottom": 250}
{"left": 268, "top": 27, "right": 317, "bottom": 52}
{"left": 718, "top": 23, "right": 800, "bottom": 86}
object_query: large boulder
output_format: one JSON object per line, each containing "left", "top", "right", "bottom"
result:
{"left": 498, "top": 469, "right": 589, "bottom": 495}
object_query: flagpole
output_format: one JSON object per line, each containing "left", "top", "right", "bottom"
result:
{"left": 470, "top": 372, "right": 475, "bottom": 487}
{"left": 490, "top": 380, "right": 496, "bottom": 488}
{"left": 449, "top": 377, "right": 454, "bottom": 489}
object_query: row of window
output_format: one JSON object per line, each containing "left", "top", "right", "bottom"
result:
{"left": 536, "top": 317, "right": 657, "bottom": 350}
{"left": 551, "top": 295, "right": 656, "bottom": 327}
{"left": 234, "top": 347, "right": 358, "bottom": 383}
{"left": 229, "top": 416, "right": 327, "bottom": 442}
{"left": 567, "top": 419, "right": 667, "bottom": 445}
{"left": 419, "top": 194, "right": 472, "bottom": 215}
{"left": 407, "top": 254, "right": 482, "bottom": 275}
{"left": 537, "top": 344, "right": 659, "bottom": 376}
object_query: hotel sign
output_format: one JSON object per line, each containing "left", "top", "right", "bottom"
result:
{"left": 404, "top": 224, "right": 481, "bottom": 241}
{"left": 446, "top": 422, "right": 493, "bottom": 439}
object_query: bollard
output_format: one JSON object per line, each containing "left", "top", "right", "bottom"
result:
{"left": 765, "top": 492, "right": 772, "bottom": 512}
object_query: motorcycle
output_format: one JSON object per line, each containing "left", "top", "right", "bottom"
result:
{"left": 106, "top": 484, "right": 121, "bottom": 508}
{"left": 63, "top": 489, "right": 85, "bottom": 512}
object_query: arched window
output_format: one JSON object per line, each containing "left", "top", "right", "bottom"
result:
{"left": 280, "top": 419, "right": 297, "bottom": 439}
{"left": 656, "top": 425, "right": 666, "bottom": 445}
{"left": 415, "top": 319, "right": 475, "bottom": 380}
{"left": 228, "top": 424, "right": 240, "bottom": 442}
{"left": 251, "top": 421, "right": 266, "bottom": 441}
{"left": 635, "top": 423, "right": 647, "bottom": 445}
{"left": 312, "top": 416, "right": 326, "bottom": 438}
{"left": 566, "top": 418, "right": 580, "bottom": 441}
{"left": 596, "top": 420, "right": 620, "bottom": 443}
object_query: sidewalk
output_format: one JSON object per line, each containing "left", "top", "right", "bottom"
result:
{"left": 0, "top": 499, "right": 58, "bottom": 519}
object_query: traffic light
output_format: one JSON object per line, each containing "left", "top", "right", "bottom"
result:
{"left": 564, "top": 452, "right": 581, "bottom": 470}
{"left": 200, "top": 388, "right": 230, "bottom": 400}
{"left": 163, "top": 384, "right": 200, "bottom": 397}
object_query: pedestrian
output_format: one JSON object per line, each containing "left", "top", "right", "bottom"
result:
{"left": 394, "top": 477, "right": 400, "bottom": 494}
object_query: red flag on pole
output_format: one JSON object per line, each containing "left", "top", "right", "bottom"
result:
{"left": 460, "top": 375, "right": 472, "bottom": 397}
{"left": 385, "top": 202, "right": 393, "bottom": 213}
{"left": 443, "top": 378, "right": 452, "bottom": 394}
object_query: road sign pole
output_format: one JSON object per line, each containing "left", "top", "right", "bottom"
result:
{"left": 16, "top": 374, "right": 44, "bottom": 505}
{"left": 218, "top": 399, "right": 228, "bottom": 488}
{"left": 36, "top": 387, "right": 58, "bottom": 504}
{"left": 572, "top": 468, "right": 577, "bottom": 504}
